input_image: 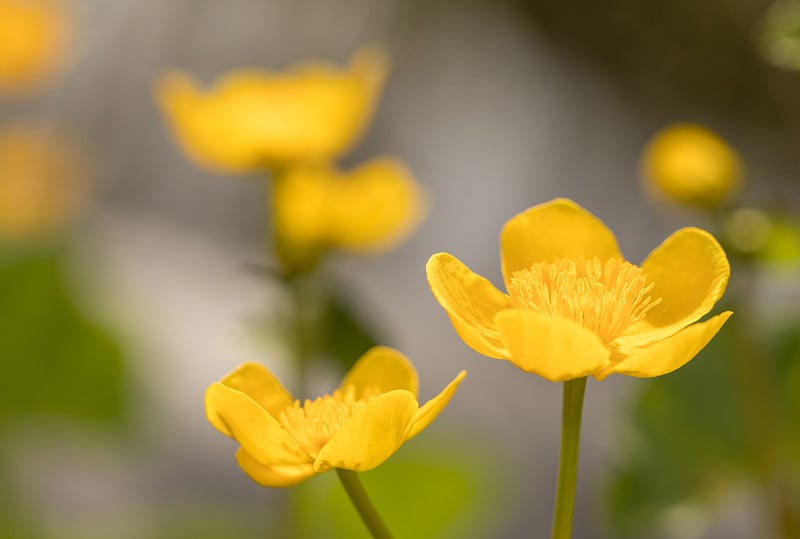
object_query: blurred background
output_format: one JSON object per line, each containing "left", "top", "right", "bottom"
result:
{"left": 2, "top": 0, "right": 800, "bottom": 538}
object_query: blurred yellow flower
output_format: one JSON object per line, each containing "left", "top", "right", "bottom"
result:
{"left": 641, "top": 124, "right": 743, "bottom": 208}
{"left": 0, "top": 0, "right": 68, "bottom": 95}
{"left": 272, "top": 156, "right": 426, "bottom": 270}
{"left": 206, "top": 346, "right": 466, "bottom": 487}
{"left": 0, "top": 124, "right": 86, "bottom": 241}
{"left": 156, "top": 47, "right": 387, "bottom": 173}
{"left": 427, "top": 198, "right": 732, "bottom": 382}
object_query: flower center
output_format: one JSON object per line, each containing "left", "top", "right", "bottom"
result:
{"left": 278, "top": 386, "right": 380, "bottom": 457}
{"left": 507, "top": 256, "right": 661, "bottom": 344}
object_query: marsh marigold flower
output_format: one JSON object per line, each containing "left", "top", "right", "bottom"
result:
{"left": 156, "top": 47, "right": 387, "bottom": 173}
{"left": 641, "top": 124, "right": 743, "bottom": 208}
{"left": 0, "top": 124, "right": 86, "bottom": 240}
{"left": 206, "top": 346, "right": 466, "bottom": 487}
{"left": 0, "top": 0, "right": 67, "bottom": 95}
{"left": 426, "top": 198, "right": 732, "bottom": 382}
{"left": 272, "top": 156, "right": 426, "bottom": 269}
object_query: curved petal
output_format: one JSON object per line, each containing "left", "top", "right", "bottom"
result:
{"left": 205, "top": 383, "right": 309, "bottom": 465}
{"left": 348, "top": 45, "right": 389, "bottom": 102}
{"left": 340, "top": 346, "right": 419, "bottom": 399}
{"left": 272, "top": 165, "right": 332, "bottom": 248}
{"left": 405, "top": 370, "right": 467, "bottom": 440}
{"left": 155, "top": 47, "right": 388, "bottom": 172}
{"left": 616, "top": 228, "right": 730, "bottom": 348}
{"left": 220, "top": 362, "right": 294, "bottom": 419}
{"left": 236, "top": 448, "right": 316, "bottom": 487}
{"left": 610, "top": 311, "right": 732, "bottom": 379}
{"left": 426, "top": 252, "right": 510, "bottom": 358}
{"left": 155, "top": 72, "right": 256, "bottom": 173}
{"left": 328, "top": 157, "right": 427, "bottom": 253}
{"left": 500, "top": 199, "right": 621, "bottom": 286}
{"left": 495, "top": 310, "right": 611, "bottom": 381}
{"left": 314, "top": 390, "right": 418, "bottom": 473}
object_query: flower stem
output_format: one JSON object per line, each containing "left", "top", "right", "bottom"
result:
{"left": 550, "top": 376, "right": 587, "bottom": 539}
{"left": 336, "top": 469, "right": 393, "bottom": 539}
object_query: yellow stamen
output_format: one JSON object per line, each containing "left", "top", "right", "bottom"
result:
{"left": 507, "top": 257, "right": 661, "bottom": 344}
{"left": 278, "top": 386, "right": 380, "bottom": 457}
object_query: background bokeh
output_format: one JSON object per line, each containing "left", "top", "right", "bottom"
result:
{"left": 3, "top": 0, "right": 800, "bottom": 538}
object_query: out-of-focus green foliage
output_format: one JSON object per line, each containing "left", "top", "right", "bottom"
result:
{"left": 258, "top": 273, "right": 382, "bottom": 375}
{"left": 722, "top": 209, "right": 800, "bottom": 267}
{"left": 292, "top": 434, "right": 511, "bottom": 539}
{"left": 317, "top": 286, "right": 382, "bottom": 373}
{"left": 0, "top": 459, "right": 42, "bottom": 539}
{"left": 761, "top": 0, "right": 800, "bottom": 72}
{"left": 606, "top": 308, "right": 800, "bottom": 537}
{"left": 0, "top": 244, "right": 128, "bottom": 428}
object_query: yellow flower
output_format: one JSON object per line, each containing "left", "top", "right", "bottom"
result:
{"left": 205, "top": 346, "right": 466, "bottom": 487}
{"left": 0, "top": 124, "right": 86, "bottom": 241}
{"left": 156, "top": 47, "right": 387, "bottom": 173}
{"left": 426, "top": 198, "right": 732, "bottom": 382}
{"left": 272, "top": 156, "right": 426, "bottom": 269}
{"left": 0, "top": 0, "right": 67, "bottom": 95}
{"left": 641, "top": 123, "right": 743, "bottom": 208}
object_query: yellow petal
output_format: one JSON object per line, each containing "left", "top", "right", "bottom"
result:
{"left": 616, "top": 227, "right": 730, "bottom": 348}
{"left": 405, "top": 370, "right": 466, "bottom": 440}
{"left": 155, "top": 47, "right": 387, "bottom": 173}
{"left": 155, "top": 72, "right": 258, "bottom": 173}
{"left": 0, "top": 0, "right": 67, "bottom": 95}
{"left": 499, "top": 198, "right": 622, "bottom": 286}
{"left": 314, "top": 390, "right": 418, "bottom": 473}
{"left": 0, "top": 124, "right": 87, "bottom": 240}
{"left": 340, "top": 346, "right": 419, "bottom": 399}
{"left": 426, "top": 253, "right": 510, "bottom": 358}
{"left": 205, "top": 383, "right": 309, "bottom": 465}
{"left": 236, "top": 448, "right": 316, "bottom": 487}
{"left": 272, "top": 165, "right": 332, "bottom": 252}
{"left": 610, "top": 311, "right": 732, "bottom": 379}
{"left": 327, "top": 157, "right": 426, "bottom": 253}
{"left": 494, "top": 310, "right": 611, "bottom": 381}
{"left": 220, "top": 362, "right": 294, "bottom": 419}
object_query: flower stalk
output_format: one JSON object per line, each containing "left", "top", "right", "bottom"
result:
{"left": 336, "top": 469, "right": 393, "bottom": 539}
{"left": 551, "top": 376, "right": 587, "bottom": 539}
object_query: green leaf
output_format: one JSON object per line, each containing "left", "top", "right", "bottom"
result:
{"left": 291, "top": 434, "right": 511, "bottom": 539}
{"left": 605, "top": 320, "right": 750, "bottom": 536}
{"left": 0, "top": 245, "right": 128, "bottom": 429}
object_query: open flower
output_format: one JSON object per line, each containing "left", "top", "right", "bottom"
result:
{"left": 427, "top": 198, "right": 732, "bottom": 382}
{"left": 156, "top": 47, "right": 387, "bottom": 173}
{"left": 0, "top": 0, "right": 68, "bottom": 95}
{"left": 206, "top": 346, "right": 466, "bottom": 487}
{"left": 641, "top": 124, "right": 743, "bottom": 209}
{"left": 272, "top": 156, "right": 426, "bottom": 271}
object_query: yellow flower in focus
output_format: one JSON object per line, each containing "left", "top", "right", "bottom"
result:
{"left": 427, "top": 198, "right": 732, "bottom": 382}
{"left": 0, "top": 0, "right": 67, "bottom": 95}
{"left": 272, "top": 156, "right": 426, "bottom": 270}
{"left": 206, "top": 346, "right": 466, "bottom": 486}
{"left": 0, "top": 124, "right": 86, "bottom": 241}
{"left": 156, "top": 47, "right": 387, "bottom": 173}
{"left": 641, "top": 124, "right": 743, "bottom": 208}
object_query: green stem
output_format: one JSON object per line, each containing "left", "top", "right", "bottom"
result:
{"left": 336, "top": 469, "right": 393, "bottom": 539}
{"left": 550, "top": 376, "right": 587, "bottom": 539}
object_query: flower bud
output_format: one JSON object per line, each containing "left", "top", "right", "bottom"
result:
{"left": 641, "top": 124, "right": 743, "bottom": 209}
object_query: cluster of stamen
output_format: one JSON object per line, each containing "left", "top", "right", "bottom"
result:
{"left": 507, "top": 256, "right": 661, "bottom": 344}
{"left": 278, "top": 385, "right": 380, "bottom": 457}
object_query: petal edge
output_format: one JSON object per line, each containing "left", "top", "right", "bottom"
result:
{"left": 495, "top": 310, "right": 611, "bottom": 381}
